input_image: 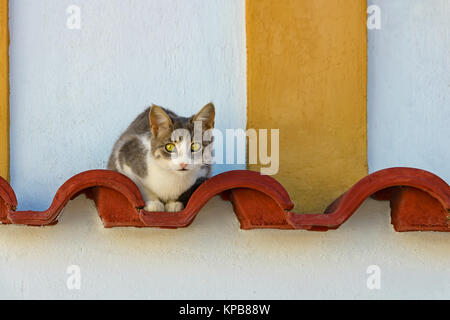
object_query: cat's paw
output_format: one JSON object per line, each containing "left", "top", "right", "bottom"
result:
{"left": 165, "top": 201, "right": 184, "bottom": 212}
{"left": 144, "top": 200, "right": 165, "bottom": 212}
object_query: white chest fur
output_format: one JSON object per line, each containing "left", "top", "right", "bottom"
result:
{"left": 142, "top": 159, "right": 203, "bottom": 202}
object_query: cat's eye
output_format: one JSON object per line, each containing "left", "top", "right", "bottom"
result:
{"left": 191, "top": 142, "right": 202, "bottom": 152}
{"left": 165, "top": 143, "right": 176, "bottom": 153}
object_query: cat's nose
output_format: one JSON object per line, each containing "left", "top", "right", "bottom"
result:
{"left": 180, "top": 163, "right": 187, "bottom": 169}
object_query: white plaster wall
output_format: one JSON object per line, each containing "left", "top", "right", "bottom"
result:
{"left": 9, "top": 0, "right": 247, "bottom": 211}
{"left": 0, "top": 197, "right": 449, "bottom": 299}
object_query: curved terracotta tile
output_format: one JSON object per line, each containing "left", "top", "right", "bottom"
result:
{"left": 287, "top": 167, "right": 450, "bottom": 231}
{"left": 0, "top": 176, "right": 17, "bottom": 224}
{"left": 0, "top": 167, "right": 449, "bottom": 231}
{"left": 138, "top": 170, "right": 294, "bottom": 227}
{"left": 4, "top": 170, "right": 145, "bottom": 225}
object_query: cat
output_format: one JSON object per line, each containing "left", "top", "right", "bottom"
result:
{"left": 107, "top": 103, "right": 215, "bottom": 212}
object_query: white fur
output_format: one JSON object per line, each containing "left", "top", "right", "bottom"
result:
{"left": 142, "top": 155, "right": 207, "bottom": 202}
{"left": 145, "top": 200, "right": 165, "bottom": 212}
{"left": 165, "top": 201, "right": 184, "bottom": 212}
{"left": 115, "top": 134, "right": 208, "bottom": 210}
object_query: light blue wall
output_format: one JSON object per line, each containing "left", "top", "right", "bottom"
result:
{"left": 10, "top": 0, "right": 246, "bottom": 210}
{"left": 9, "top": 0, "right": 450, "bottom": 211}
{"left": 368, "top": 0, "right": 450, "bottom": 182}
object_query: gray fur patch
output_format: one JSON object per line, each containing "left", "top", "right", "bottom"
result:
{"left": 117, "top": 138, "right": 148, "bottom": 177}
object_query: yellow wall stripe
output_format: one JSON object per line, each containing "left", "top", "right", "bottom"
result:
{"left": 0, "top": 0, "right": 9, "bottom": 181}
{"left": 247, "top": 0, "right": 368, "bottom": 212}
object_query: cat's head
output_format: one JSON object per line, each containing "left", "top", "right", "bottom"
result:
{"left": 149, "top": 103, "right": 215, "bottom": 173}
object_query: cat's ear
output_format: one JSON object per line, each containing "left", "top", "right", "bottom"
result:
{"left": 193, "top": 102, "right": 215, "bottom": 130}
{"left": 149, "top": 105, "right": 172, "bottom": 138}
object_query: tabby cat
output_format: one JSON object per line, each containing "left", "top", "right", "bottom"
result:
{"left": 107, "top": 103, "right": 215, "bottom": 212}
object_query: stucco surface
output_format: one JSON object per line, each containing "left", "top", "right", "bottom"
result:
{"left": 367, "top": 0, "right": 450, "bottom": 183}
{"left": 9, "top": 0, "right": 246, "bottom": 211}
{"left": 247, "top": 0, "right": 368, "bottom": 213}
{"left": 0, "top": 196, "right": 449, "bottom": 299}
